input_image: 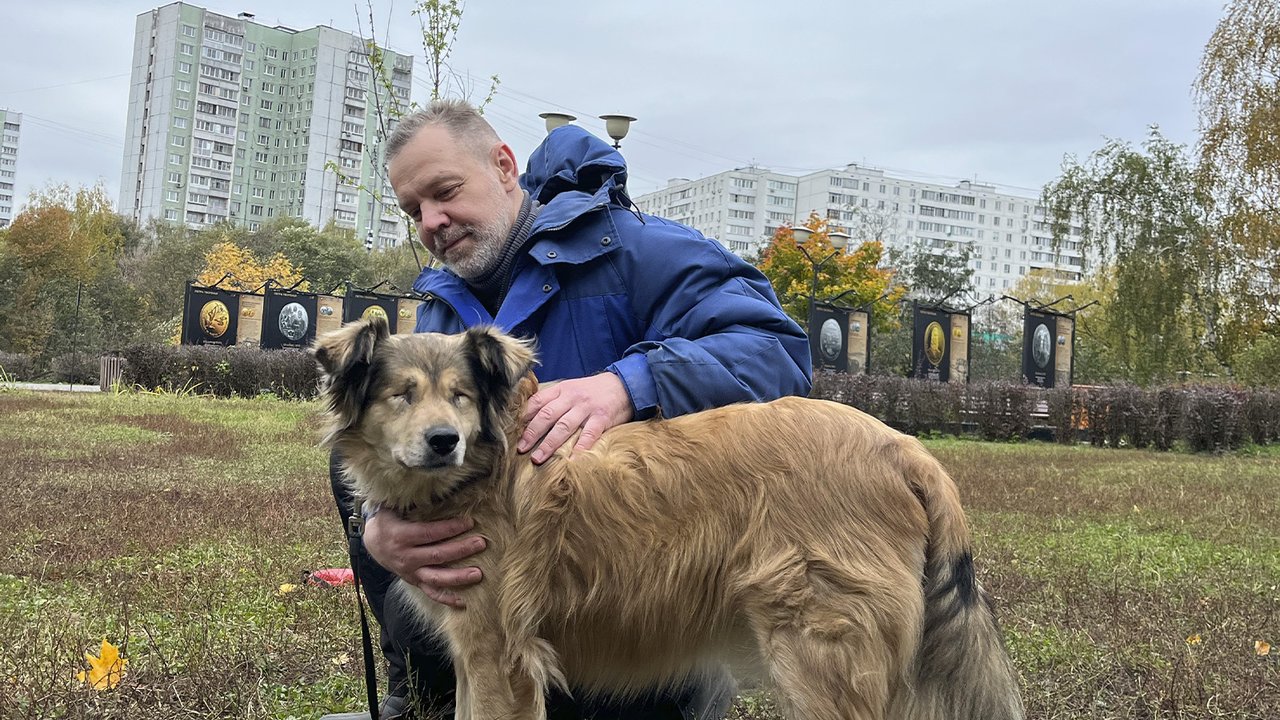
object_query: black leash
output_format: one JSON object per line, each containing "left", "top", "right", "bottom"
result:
{"left": 346, "top": 509, "right": 381, "bottom": 720}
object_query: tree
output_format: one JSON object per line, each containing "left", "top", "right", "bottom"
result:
{"left": 756, "top": 213, "right": 903, "bottom": 328}
{"left": 119, "top": 220, "right": 222, "bottom": 344}
{"left": 1195, "top": 0, "right": 1280, "bottom": 362}
{"left": 196, "top": 241, "right": 308, "bottom": 294}
{"left": 888, "top": 244, "right": 977, "bottom": 304}
{"left": 1043, "top": 128, "right": 1224, "bottom": 385}
{"left": 0, "top": 184, "right": 125, "bottom": 360}
{"left": 410, "top": 0, "right": 499, "bottom": 104}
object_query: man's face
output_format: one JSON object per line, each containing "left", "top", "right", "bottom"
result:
{"left": 389, "top": 124, "right": 518, "bottom": 279}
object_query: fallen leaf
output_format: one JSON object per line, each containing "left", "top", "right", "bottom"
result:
{"left": 277, "top": 583, "right": 298, "bottom": 595}
{"left": 330, "top": 653, "right": 351, "bottom": 666}
{"left": 76, "top": 638, "right": 127, "bottom": 690}
{"left": 1257, "top": 640, "right": 1272, "bottom": 657}
{"left": 1186, "top": 634, "right": 1202, "bottom": 646}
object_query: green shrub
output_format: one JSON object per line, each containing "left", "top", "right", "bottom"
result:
{"left": 0, "top": 351, "right": 37, "bottom": 381}
{"left": 120, "top": 344, "right": 319, "bottom": 399}
{"left": 51, "top": 353, "right": 99, "bottom": 384}
{"left": 1181, "top": 385, "right": 1244, "bottom": 453}
{"left": 1231, "top": 332, "right": 1280, "bottom": 387}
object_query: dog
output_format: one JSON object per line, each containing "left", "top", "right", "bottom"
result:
{"left": 314, "top": 318, "right": 1024, "bottom": 720}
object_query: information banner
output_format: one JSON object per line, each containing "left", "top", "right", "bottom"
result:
{"left": 181, "top": 284, "right": 240, "bottom": 347}
{"left": 261, "top": 288, "right": 319, "bottom": 350}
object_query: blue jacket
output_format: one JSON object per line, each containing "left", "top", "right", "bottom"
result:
{"left": 411, "top": 125, "right": 812, "bottom": 419}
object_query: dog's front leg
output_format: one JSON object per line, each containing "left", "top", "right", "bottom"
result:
{"left": 454, "top": 661, "right": 472, "bottom": 720}
{"left": 454, "top": 640, "right": 544, "bottom": 720}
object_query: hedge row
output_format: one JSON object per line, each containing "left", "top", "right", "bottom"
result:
{"left": 119, "top": 344, "right": 319, "bottom": 399}
{"left": 14, "top": 345, "right": 1280, "bottom": 453}
{"left": 810, "top": 371, "right": 1280, "bottom": 452}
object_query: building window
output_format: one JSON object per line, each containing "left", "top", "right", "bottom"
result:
{"left": 178, "top": 62, "right": 192, "bottom": 74}
{"left": 182, "top": 24, "right": 196, "bottom": 37}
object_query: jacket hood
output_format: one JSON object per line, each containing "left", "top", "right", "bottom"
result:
{"left": 520, "top": 125, "right": 629, "bottom": 209}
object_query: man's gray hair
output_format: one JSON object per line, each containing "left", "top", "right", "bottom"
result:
{"left": 385, "top": 99, "right": 501, "bottom": 163}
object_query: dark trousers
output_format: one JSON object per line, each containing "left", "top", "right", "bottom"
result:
{"left": 330, "top": 450, "right": 732, "bottom": 719}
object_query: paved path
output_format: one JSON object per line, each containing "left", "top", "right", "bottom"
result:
{"left": 1, "top": 381, "right": 100, "bottom": 393}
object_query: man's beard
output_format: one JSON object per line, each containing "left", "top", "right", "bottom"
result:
{"left": 431, "top": 217, "right": 510, "bottom": 279}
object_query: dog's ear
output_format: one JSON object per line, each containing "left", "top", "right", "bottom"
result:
{"left": 312, "top": 316, "right": 391, "bottom": 438}
{"left": 462, "top": 326, "right": 537, "bottom": 442}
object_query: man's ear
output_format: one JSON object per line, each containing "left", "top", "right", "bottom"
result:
{"left": 492, "top": 142, "right": 520, "bottom": 189}
{"left": 312, "top": 316, "right": 391, "bottom": 440}
{"left": 462, "top": 326, "right": 536, "bottom": 442}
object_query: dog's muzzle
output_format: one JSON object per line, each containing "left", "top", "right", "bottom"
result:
{"left": 420, "top": 425, "right": 464, "bottom": 468}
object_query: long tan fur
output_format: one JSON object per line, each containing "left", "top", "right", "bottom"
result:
{"left": 314, "top": 319, "right": 1024, "bottom": 720}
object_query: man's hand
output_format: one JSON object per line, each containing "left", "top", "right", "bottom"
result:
{"left": 363, "top": 511, "right": 486, "bottom": 608}
{"left": 518, "top": 372, "right": 633, "bottom": 464}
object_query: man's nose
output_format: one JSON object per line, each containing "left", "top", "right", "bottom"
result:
{"left": 420, "top": 206, "right": 449, "bottom": 235}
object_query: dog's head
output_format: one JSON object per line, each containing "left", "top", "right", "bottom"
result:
{"left": 312, "top": 317, "right": 537, "bottom": 508}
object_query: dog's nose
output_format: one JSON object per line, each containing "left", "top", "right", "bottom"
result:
{"left": 426, "top": 427, "right": 460, "bottom": 456}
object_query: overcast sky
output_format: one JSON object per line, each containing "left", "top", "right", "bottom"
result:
{"left": 1, "top": 0, "right": 1224, "bottom": 212}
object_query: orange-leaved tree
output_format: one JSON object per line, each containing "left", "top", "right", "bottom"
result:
{"left": 757, "top": 213, "right": 903, "bottom": 328}
{"left": 196, "top": 240, "right": 309, "bottom": 294}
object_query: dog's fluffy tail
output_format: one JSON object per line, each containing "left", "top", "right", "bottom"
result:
{"left": 895, "top": 440, "right": 1024, "bottom": 720}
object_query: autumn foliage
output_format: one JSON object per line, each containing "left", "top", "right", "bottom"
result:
{"left": 196, "top": 240, "right": 309, "bottom": 294}
{"left": 756, "top": 213, "right": 903, "bottom": 329}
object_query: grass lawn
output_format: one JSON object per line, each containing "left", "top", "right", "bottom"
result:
{"left": 0, "top": 390, "right": 1276, "bottom": 719}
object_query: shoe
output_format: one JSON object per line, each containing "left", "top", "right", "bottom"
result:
{"left": 319, "top": 692, "right": 412, "bottom": 720}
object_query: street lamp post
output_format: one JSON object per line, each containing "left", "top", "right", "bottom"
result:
{"left": 793, "top": 225, "right": 850, "bottom": 322}
{"left": 539, "top": 112, "right": 637, "bottom": 150}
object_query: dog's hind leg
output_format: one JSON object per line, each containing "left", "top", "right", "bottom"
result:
{"left": 755, "top": 624, "right": 893, "bottom": 720}
{"left": 741, "top": 552, "right": 913, "bottom": 720}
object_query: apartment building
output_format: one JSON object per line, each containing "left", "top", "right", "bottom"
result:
{"left": 0, "top": 109, "right": 19, "bottom": 228}
{"left": 636, "top": 163, "right": 1088, "bottom": 295}
{"left": 119, "top": 2, "right": 413, "bottom": 248}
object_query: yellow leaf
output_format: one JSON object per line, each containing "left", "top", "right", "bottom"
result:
{"left": 277, "top": 583, "right": 298, "bottom": 596}
{"left": 1186, "top": 633, "right": 1202, "bottom": 646}
{"left": 77, "top": 638, "right": 127, "bottom": 690}
{"left": 1257, "top": 640, "right": 1272, "bottom": 656}
{"left": 330, "top": 653, "right": 350, "bottom": 666}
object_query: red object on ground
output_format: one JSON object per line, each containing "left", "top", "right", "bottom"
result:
{"left": 305, "top": 568, "right": 355, "bottom": 587}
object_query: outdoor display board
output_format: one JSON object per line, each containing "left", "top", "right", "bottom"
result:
{"left": 1054, "top": 315, "right": 1075, "bottom": 387}
{"left": 176, "top": 281, "right": 438, "bottom": 349}
{"left": 395, "top": 297, "right": 425, "bottom": 336}
{"left": 180, "top": 283, "right": 240, "bottom": 347}
{"left": 260, "top": 287, "right": 319, "bottom": 350}
{"left": 342, "top": 289, "right": 400, "bottom": 332}
{"left": 912, "top": 303, "right": 967, "bottom": 383}
{"left": 1022, "top": 308, "right": 1074, "bottom": 388}
{"left": 808, "top": 305, "right": 850, "bottom": 373}
{"left": 235, "top": 293, "right": 264, "bottom": 347}
{"left": 316, "top": 295, "right": 345, "bottom": 337}
{"left": 949, "top": 312, "right": 970, "bottom": 384}
{"left": 846, "top": 309, "right": 870, "bottom": 374}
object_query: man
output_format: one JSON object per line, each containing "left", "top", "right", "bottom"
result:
{"left": 324, "top": 99, "right": 812, "bottom": 720}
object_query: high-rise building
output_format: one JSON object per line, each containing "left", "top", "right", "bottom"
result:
{"left": 120, "top": 2, "right": 413, "bottom": 248}
{"left": 635, "top": 164, "right": 1089, "bottom": 294}
{"left": 0, "top": 109, "right": 19, "bottom": 229}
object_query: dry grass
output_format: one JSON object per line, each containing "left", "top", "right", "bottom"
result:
{"left": 0, "top": 390, "right": 1275, "bottom": 719}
